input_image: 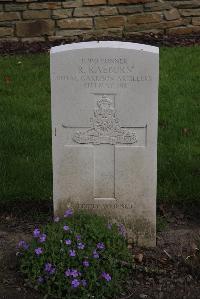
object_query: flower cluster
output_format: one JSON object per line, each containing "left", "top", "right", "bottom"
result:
{"left": 65, "top": 268, "right": 81, "bottom": 278}
{"left": 17, "top": 208, "right": 130, "bottom": 298}
{"left": 33, "top": 228, "right": 47, "bottom": 243}
{"left": 65, "top": 268, "right": 87, "bottom": 289}
{"left": 32, "top": 228, "right": 47, "bottom": 256}
{"left": 108, "top": 222, "right": 127, "bottom": 237}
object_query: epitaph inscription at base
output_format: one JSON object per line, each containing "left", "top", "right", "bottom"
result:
{"left": 51, "top": 42, "right": 159, "bottom": 247}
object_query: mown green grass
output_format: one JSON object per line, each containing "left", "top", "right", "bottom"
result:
{"left": 158, "top": 47, "right": 200, "bottom": 203}
{"left": 0, "top": 47, "right": 199, "bottom": 204}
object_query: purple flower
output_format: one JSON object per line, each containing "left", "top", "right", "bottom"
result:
{"left": 71, "top": 269, "right": 81, "bottom": 278}
{"left": 83, "top": 260, "right": 89, "bottom": 267}
{"left": 77, "top": 242, "right": 85, "bottom": 250}
{"left": 97, "top": 242, "right": 105, "bottom": 250}
{"left": 65, "top": 268, "right": 81, "bottom": 278}
{"left": 44, "top": 263, "right": 52, "bottom": 272}
{"left": 65, "top": 269, "right": 71, "bottom": 277}
{"left": 93, "top": 250, "right": 99, "bottom": 259}
{"left": 17, "top": 240, "right": 29, "bottom": 250}
{"left": 63, "top": 225, "right": 70, "bottom": 231}
{"left": 65, "top": 239, "right": 71, "bottom": 246}
{"left": 101, "top": 272, "right": 112, "bottom": 282}
{"left": 33, "top": 228, "right": 40, "bottom": 238}
{"left": 81, "top": 279, "right": 87, "bottom": 287}
{"left": 118, "top": 224, "right": 126, "bottom": 238}
{"left": 71, "top": 279, "right": 80, "bottom": 288}
{"left": 64, "top": 208, "right": 73, "bottom": 218}
{"left": 37, "top": 276, "right": 44, "bottom": 284}
{"left": 76, "top": 235, "right": 81, "bottom": 241}
{"left": 54, "top": 216, "right": 60, "bottom": 223}
{"left": 35, "top": 247, "right": 43, "bottom": 256}
{"left": 39, "top": 233, "right": 47, "bottom": 243}
{"left": 69, "top": 249, "right": 76, "bottom": 257}
{"left": 44, "top": 263, "right": 56, "bottom": 275}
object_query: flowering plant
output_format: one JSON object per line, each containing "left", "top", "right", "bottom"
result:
{"left": 17, "top": 210, "right": 132, "bottom": 298}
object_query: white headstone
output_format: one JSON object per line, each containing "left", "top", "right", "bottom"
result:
{"left": 51, "top": 41, "right": 159, "bottom": 247}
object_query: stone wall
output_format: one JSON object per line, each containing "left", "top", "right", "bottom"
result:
{"left": 0, "top": 0, "right": 200, "bottom": 42}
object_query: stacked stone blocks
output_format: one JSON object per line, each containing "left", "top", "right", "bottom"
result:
{"left": 0, "top": 0, "right": 200, "bottom": 42}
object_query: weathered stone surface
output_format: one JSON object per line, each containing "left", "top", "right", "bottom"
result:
{"left": 16, "top": 0, "right": 36, "bottom": 2}
{"left": 125, "top": 28, "right": 164, "bottom": 36}
{"left": 192, "top": 16, "right": 200, "bottom": 25}
{"left": 0, "top": 12, "right": 20, "bottom": 21}
{"left": 167, "top": 25, "right": 200, "bottom": 34}
{"left": 4, "top": 4, "right": 27, "bottom": 11}
{"left": 108, "top": 0, "right": 152, "bottom": 4}
{"left": 170, "top": 1, "right": 200, "bottom": 9}
{"left": 95, "top": 16, "right": 126, "bottom": 28}
{"left": 52, "top": 9, "right": 73, "bottom": 19}
{"left": 50, "top": 41, "right": 159, "bottom": 247}
{"left": 164, "top": 8, "right": 180, "bottom": 20}
{"left": 74, "top": 6, "right": 117, "bottom": 17}
{"left": 125, "top": 19, "right": 189, "bottom": 31}
{"left": 0, "top": 27, "right": 13, "bottom": 36}
{"left": 0, "top": 0, "right": 200, "bottom": 42}
{"left": 23, "top": 10, "right": 51, "bottom": 19}
{"left": 127, "top": 13, "right": 162, "bottom": 24}
{"left": 56, "top": 29, "right": 92, "bottom": 37}
{"left": 55, "top": 28, "right": 122, "bottom": 39}
{"left": 48, "top": 36, "right": 65, "bottom": 41}
{"left": 118, "top": 5, "right": 143, "bottom": 14}
{"left": 16, "top": 20, "right": 54, "bottom": 37}
{"left": 29, "top": 2, "right": 61, "bottom": 10}
{"left": 0, "top": 37, "right": 19, "bottom": 42}
{"left": 21, "top": 36, "right": 45, "bottom": 42}
{"left": 144, "top": 2, "right": 171, "bottom": 12}
{"left": 98, "top": 6, "right": 118, "bottom": 15}
{"left": 93, "top": 27, "right": 123, "bottom": 37}
{"left": 57, "top": 18, "right": 93, "bottom": 29}
{"left": 83, "top": 0, "right": 107, "bottom": 4}
{"left": 62, "top": 1, "right": 82, "bottom": 8}
{"left": 179, "top": 8, "right": 200, "bottom": 16}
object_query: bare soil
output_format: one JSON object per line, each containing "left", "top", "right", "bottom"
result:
{"left": 0, "top": 204, "right": 199, "bottom": 299}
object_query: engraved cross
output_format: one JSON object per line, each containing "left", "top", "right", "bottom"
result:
{"left": 62, "top": 93, "right": 146, "bottom": 200}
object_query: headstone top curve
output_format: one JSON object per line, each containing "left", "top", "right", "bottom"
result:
{"left": 50, "top": 41, "right": 159, "bottom": 55}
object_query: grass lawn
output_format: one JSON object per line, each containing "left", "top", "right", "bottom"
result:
{"left": 0, "top": 47, "right": 199, "bottom": 205}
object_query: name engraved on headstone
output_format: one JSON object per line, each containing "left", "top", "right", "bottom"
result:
{"left": 53, "top": 56, "right": 151, "bottom": 89}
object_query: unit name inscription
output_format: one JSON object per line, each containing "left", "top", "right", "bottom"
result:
{"left": 53, "top": 56, "right": 152, "bottom": 89}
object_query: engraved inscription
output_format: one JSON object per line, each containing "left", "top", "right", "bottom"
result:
{"left": 75, "top": 203, "right": 134, "bottom": 210}
{"left": 72, "top": 95, "right": 137, "bottom": 145}
{"left": 53, "top": 56, "right": 152, "bottom": 89}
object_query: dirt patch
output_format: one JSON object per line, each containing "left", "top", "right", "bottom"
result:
{"left": 0, "top": 206, "right": 199, "bottom": 299}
